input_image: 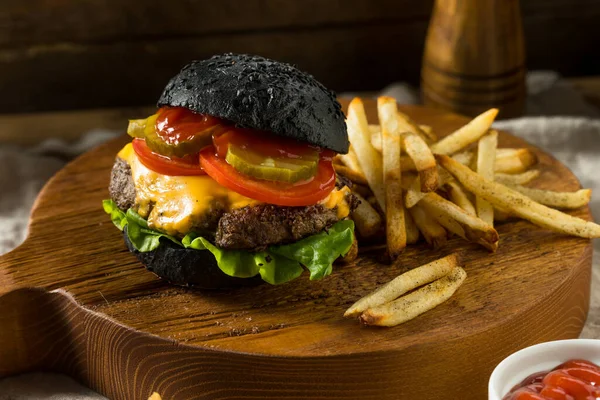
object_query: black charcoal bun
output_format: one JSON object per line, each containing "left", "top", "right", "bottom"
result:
{"left": 123, "top": 228, "right": 261, "bottom": 289}
{"left": 157, "top": 53, "right": 349, "bottom": 154}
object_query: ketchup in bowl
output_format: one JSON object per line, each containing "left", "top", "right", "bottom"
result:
{"left": 503, "top": 359, "right": 600, "bottom": 400}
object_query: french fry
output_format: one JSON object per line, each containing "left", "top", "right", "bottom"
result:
{"left": 333, "top": 164, "right": 368, "bottom": 185}
{"left": 476, "top": 130, "right": 498, "bottom": 226}
{"left": 430, "top": 108, "right": 498, "bottom": 155}
{"left": 494, "top": 148, "right": 538, "bottom": 174}
{"left": 409, "top": 202, "right": 448, "bottom": 248}
{"left": 494, "top": 208, "right": 512, "bottom": 222}
{"left": 347, "top": 98, "right": 386, "bottom": 211}
{"left": 446, "top": 181, "right": 477, "bottom": 216}
{"left": 495, "top": 170, "right": 541, "bottom": 185}
{"left": 505, "top": 185, "right": 592, "bottom": 210}
{"left": 338, "top": 146, "right": 363, "bottom": 175}
{"left": 369, "top": 124, "right": 382, "bottom": 152}
{"left": 437, "top": 154, "right": 600, "bottom": 238}
{"left": 378, "top": 97, "right": 406, "bottom": 258}
{"left": 405, "top": 176, "right": 426, "bottom": 208}
{"left": 405, "top": 166, "right": 452, "bottom": 208}
{"left": 420, "top": 192, "right": 499, "bottom": 251}
{"left": 419, "top": 124, "right": 437, "bottom": 142}
{"left": 351, "top": 192, "right": 383, "bottom": 238}
{"left": 451, "top": 148, "right": 538, "bottom": 174}
{"left": 397, "top": 111, "right": 437, "bottom": 144}
{"left": 360, "top": 265, "right": 467, "bottom": 327}
{"left": 345, "top": 253, "right": 460, "bottom": 317}
{"left": 452, "top": 151, "right": 475, "bottom": 166}
{"left": 405, "top": 209, "right": 420, "bottom": 245}
{"left": 404, "top": 133, "right": 438, "bottom": 192}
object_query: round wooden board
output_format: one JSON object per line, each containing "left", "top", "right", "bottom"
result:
{"left": 0, "top": 100, "right": 592, "bottom": 400}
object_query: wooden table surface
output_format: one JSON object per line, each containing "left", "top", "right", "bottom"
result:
{"left": 1, "top": 76, "right": 599, "bottom": 146}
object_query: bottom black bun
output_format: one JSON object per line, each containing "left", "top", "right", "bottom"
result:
{"left": 123, "top": 228, "right": 262, "bottom": 289}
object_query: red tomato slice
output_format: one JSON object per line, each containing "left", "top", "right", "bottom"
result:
{"left": 132, "top": 138, "right": 206, "bottom": 176}
{"left": 199, "top": 146, "right": 336, "bottom": 206}
{"left": 155, "top": 107, "right": 223, "bottom": 145}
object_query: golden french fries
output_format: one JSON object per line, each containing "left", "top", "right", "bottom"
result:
{"left": 452, "top": 151, "right": 475, "bottom": 166}
{"left": 405, "top": 176, "right": 426, "bottom": 208}
{"left": 409, "top": 202, "right": 448, "bottom": 248}
{"left": 506, "top": 185, "right": 591, "bottom": 210}
{"left": 405, "top": 210, "right": 420, "bottom": 245}
{"left": 369, "top": 124, "right": 382, "bottom": 152}
{"left": 476, "top": 130, "right": 498, "bottom": 226}
{"left": 347, "top": 98, "right": 386, "bottom": 211}
{"left": 494, "top": 148, "right": 538, "bottom": 174}
{"left": 345, "top": 253, "right": 460, "bottom": 317}
{"left": 338, "top": 146, "right": 363, "bottom": 175}
{"left": 333, "top": 164, "right": 368, "bottom": 185}
{"left": 437, "top": 155, "right": 600, "bottom": 238}
{"left": 446, "top": 181, "right": 476, "bottom": 216}
{"left": 420, "top": 192, "right": 499, "bottom": 251}
{"left": 404, "top": 133, "right": 438, "bottom": 192}
{"left": 369, "top": 116, "right": 436, "bottom": 153}
{"left": 351, "top": 192, "right": 383, "bottom": 238}
{"left": 495, "top": 170, "right": 540, "bottom": 185}
{"left": 430, "top": 108, "right": 498, "bottom": 155}
{"left": 360, "top": 265, "right": 467, "bottom": 327}
{"left": 405, "top": 166, "right": 453, "bottom": 208}
{"left": 396, "top": 111, "right": 436, "bottom": 144}
{"left": 378, "top": 97, "right": 406, "bottom": 258}
{"left": 418, "top": 124, "right": 437, "bottom": 142}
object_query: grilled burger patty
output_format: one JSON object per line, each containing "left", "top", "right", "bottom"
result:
{"left": 109, "top": 158, "right": 358, "bottom": 251}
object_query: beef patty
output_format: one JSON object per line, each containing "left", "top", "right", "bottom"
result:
{"left": 109, "top": 158, "right": 358, "bottom": 251}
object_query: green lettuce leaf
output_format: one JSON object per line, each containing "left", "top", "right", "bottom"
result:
{"left": 103, "top": 199, "right": 354, "bottom": 284}
{"left": 102, "top": 200, "right": 181, "bottom": 252}
{"left": 102, "top": 199, "right": 128, "bottom": 230}
{"left": 269, "top": 219, "right": 355, "bottom": 280}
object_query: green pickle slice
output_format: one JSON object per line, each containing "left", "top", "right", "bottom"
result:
{"left": 226, "top": 144, "right": 318, "bottom": 183}
{"left": 127, "top": 114, "right": 216, "bottom": 158}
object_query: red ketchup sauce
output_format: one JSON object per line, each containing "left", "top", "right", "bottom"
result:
{"left": 503, "top": 359, "right": 600, "bottom": 400}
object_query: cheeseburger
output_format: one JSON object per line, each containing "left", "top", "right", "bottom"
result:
{"left": 104, "top": 54, "right": 358, "bottom": 288}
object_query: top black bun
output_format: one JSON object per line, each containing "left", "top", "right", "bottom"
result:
{"left": 157, "top": 53, "right": 349, "bottom": 154}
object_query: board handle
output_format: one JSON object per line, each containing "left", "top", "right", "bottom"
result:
{"left": 421, "top": 0, "right": 526, "bottom": 119}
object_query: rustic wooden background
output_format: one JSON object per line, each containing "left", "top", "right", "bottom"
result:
{"left": 1, "top": 0, "right": 599, "bottom": 113}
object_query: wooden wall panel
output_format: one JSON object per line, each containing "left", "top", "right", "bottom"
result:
{"left": 0, "top": 0, "right": 598, "bottom": 113}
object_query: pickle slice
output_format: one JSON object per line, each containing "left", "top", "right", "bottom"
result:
{"left": 127, "top": 113, "right": 215, "bottom": 158}
{"left": 226, "top": 145, "right": 318, "bottom": 183}
{"left": 127, "top": 114, "right": 158, "bottom": 138}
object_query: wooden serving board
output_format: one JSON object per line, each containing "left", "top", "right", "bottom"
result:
{"left": 0, "top": 100, "right": 592, "bottom": 400}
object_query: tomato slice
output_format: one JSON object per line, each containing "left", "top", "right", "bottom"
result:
{"left": 132, "top": 138, "right": 206, "bottom": 176}
{"left": 155, "top": 107, "right": 223, "bottom": 146}
{"left": 199, "top": 146, "right": 336, "bottom": 206}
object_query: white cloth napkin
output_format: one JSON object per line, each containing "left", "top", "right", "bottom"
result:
{"left": 0, "top": 71, "right": 598, "bottom": 399}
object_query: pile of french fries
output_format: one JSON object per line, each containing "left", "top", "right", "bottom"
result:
{"left": 340, "top": 97, "right": 600, "bottom": 327}
{"left": 337, "top": 97, "right": 600, "bottom": 260}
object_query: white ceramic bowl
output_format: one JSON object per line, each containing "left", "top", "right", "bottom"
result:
{"left": 489, "top": 339, "right": 600, "bottom": 400}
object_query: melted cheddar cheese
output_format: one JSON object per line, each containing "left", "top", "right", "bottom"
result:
{"left": 117, "top": 143, "right": 351, "bottom": 236}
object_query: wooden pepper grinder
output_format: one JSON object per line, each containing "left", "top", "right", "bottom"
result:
{"left": 421, "top": 0, "right": 526, "bottom": 118}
